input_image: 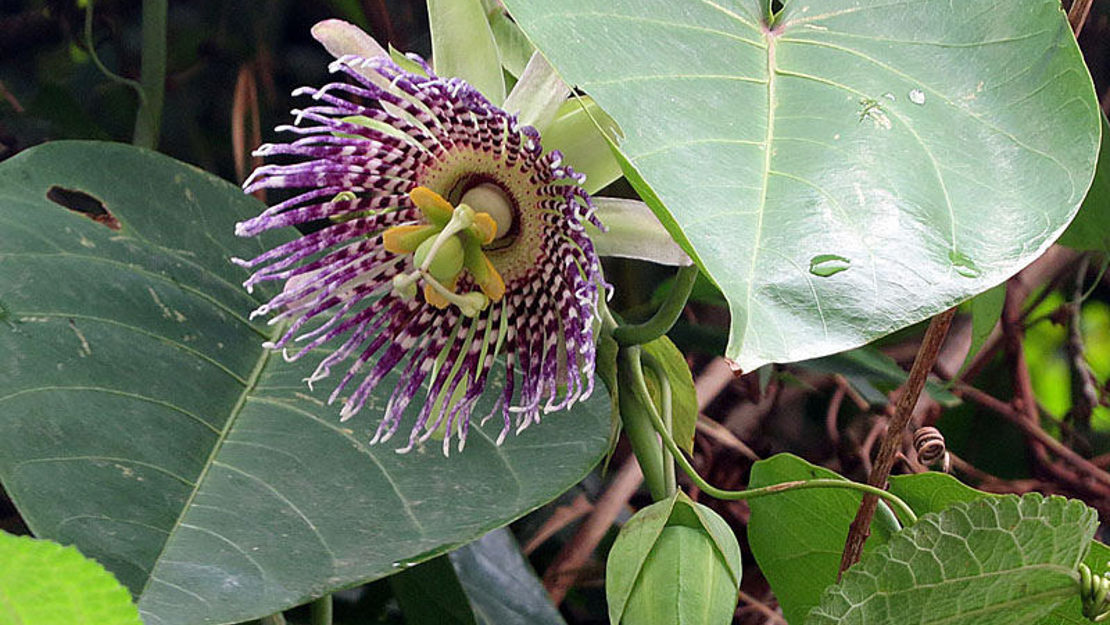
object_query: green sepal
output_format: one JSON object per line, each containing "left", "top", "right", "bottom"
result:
{"left": 542, "top": 96, "right": 625, "bottom": 195}
{"left": 389, "top": 43, "right": 428, "bottom": 77}
{"left": 502, "top": 53, "right": 570, "bottom": 133}
{"left": 428, "top": 0, "right": 505, "bottom": 105}
{"left": 606, "top": 491, "right": 741, "bottom": 625}
{"left": 482, "top": 0, "right": 535, "bottom": 77}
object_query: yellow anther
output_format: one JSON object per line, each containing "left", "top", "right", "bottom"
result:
{"left": 382, "top": 224, "right": 437, "bottom": 254}
{"left": 409, "top": 186, "right": 454, "bottom": 225}
{"left": 424, "top": 282, "right": 452, "bottom": 309}
{"left": 471, "top": 212, "right": 498, "bottom": 245}
{"left": 475, "top": 256, "right": 505, "bottom": 302}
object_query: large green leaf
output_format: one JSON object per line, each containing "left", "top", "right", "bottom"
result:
{"left": 502, "top": 0, "right": 1100, "bottom": 371}
{"left": 450, "top": 528, "right": 567, "bottom": 625}
{"left": 806, "top": 494, "right": 1098, "bottom": 625}
{"left": 746, "top": 453, "right": 900, "bottom": 625}
{"left": 1060, "top": 113, "right": 1110, "bottom": 252}
{"left": 0, "top": 142, "right": 610, "bottom": 625}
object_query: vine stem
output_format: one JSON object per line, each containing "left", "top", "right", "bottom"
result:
{"left": 310, "top": 594, "right": 333, "bottom": 625}
{"left": 612, "top": 264, "right": 698, "bottom": 346}
{"left": 634, "top": 350, "right": 918, "bottom": 526}
{"left": 84, "top": 1, "right": 146, "bottom": 104}
{"left": 837, "top": 308, "right": 956, "bottom": 578}
{"left": 133, "top": 0, "right": 167, "bottom": 149}
{"left": 642, "top": 351, "right": 677, "bottom": 497}
{"left": 618, "top": 345, "right": 669, "bottom": 501}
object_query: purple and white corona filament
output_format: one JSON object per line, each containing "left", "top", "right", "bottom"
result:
{"left": 233, "top": 53, "right": 605, "bottom": 454}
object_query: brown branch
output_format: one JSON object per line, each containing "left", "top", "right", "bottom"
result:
{"left": 736, "top": 589, "right": 788, "bottom": 625}
{"left": 825, "top": 384, "right": 846, "bottom": 446}
{"left": 1069, "top": 0, "right": 1095, "bottom": 37}
{"left": 522, "top": 494, "right": 593, "bottom": 555}
{"left": 953, "top": 384, "right": 1110, "bottom": 496}
{"left": 543, "top": 456, "right": 643, "bottom": 604}
{"left": 837, "top": 308, "right": 956, "bottom": 578}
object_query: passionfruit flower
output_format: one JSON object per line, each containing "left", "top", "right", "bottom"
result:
{"left": 233, "top": 19, "right": 688, "bottom": 454}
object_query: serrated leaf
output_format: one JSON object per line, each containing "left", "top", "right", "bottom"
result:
{"left": 888, "top": 473, "right": 1110, "bottom": 625}
{"left": 0, "top": 530, "right": 142, "bottom": 625}
{"left": 501, "top": 0, "right": 1100, "bottom": 370}
{"left": 806, "top": 494, "right": 1098, "bottom": 625}
{"left": 0, "top": 142, "right": 610, "bottom": 625}
{"left": 747, "top": 454, "right": 900, "bottom": 625}
{"left": 450, "top": 528, "right": 567, "bottom": 625}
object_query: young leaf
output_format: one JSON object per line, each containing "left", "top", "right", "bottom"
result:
{"left": 889, "top": 472, "right": 1109, "bottom": 625}
{"left": 0, "top": 530, "right": 142, "bottom": 625}
{"left": 807, "top": 494, "right": 1099, "bottom": 625}
{"left": 747, "top": 454, "right": 900, "bottom": 625}
{"left": 606, "top": 491, "right": 741, "bottom": 625}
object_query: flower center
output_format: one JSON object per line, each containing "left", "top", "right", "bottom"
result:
{"left": 382, "top": 187, "right": 506, "bottom": 316}
{"left": 459, "top": 183, "right": 514, "bottom": 246}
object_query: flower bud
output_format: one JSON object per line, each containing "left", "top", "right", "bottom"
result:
{"left": 607, "top": 491, "right": 741, "bottom": 625}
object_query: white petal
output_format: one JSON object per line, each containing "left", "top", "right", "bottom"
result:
{"left": 589, "top": 198, "right": 692, "bottom": 266}
{"left": 311, "top": 19, "right": 388, "bottom": 64}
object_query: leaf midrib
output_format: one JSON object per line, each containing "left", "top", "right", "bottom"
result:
{"left": 135, "top": 333, "right": 277, "bottom": 603}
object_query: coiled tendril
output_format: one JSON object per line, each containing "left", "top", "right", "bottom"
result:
{"left": 1080, "top": 562, "right": 1110, "bottom": 621}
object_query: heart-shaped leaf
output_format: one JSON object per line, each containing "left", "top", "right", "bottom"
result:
{"left": 0, "top": 141, "right": 610, "bottom": 625}
{"left": 746, "top": 453, "right": 900, "bottom": 625}
{"left": 502, "top": 0, "right": 1100, "bottom": 371}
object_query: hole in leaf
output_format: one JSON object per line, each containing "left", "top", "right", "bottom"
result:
{"left": 47, "top": 186, "right": 120, "bottom": 230}
{"left": 771, "top": 0, "right": 784, "bottom": 13}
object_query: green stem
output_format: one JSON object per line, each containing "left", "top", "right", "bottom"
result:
{"left": 310, "top": 594, "right": 333, "bottom": 625}
{"left": 133, "top": 0, "right": 167, "bottom": 149}
{"left": 612, "top": 264, "right": 698, "bottom": 346}
{"left": 617, "top": 345, "right": 668, "bottom": 501}
{"left": 84, "top": 1, "right": 146, "bottom": 104}
{"left": 639, "top": 380, "right": 919, "bottom": 526}
{"left": 641, "top": 350, "right": 676, "bottom": 497}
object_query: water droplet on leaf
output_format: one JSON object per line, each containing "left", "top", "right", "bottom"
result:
{"left": 949, "top": 250, "right": 980, "bottom": 278}
{"left": 909, "top": 89, "right": 926, "bottom": 105}
{"left": 809, "top": 254, "right": 851, "bottom": 277}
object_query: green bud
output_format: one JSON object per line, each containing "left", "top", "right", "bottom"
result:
{"left": 414, "top": 234, "right": 465, "bottom": 284}
{"left": 607, "top": 491, "right": 741, "bottom": 625}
